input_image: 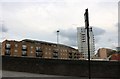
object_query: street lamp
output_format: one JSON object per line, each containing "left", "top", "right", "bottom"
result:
{"left": 84, "top": 8, "right": 91, "bottom": 79}
{"left": 56, "top": 30, "right": 60, "bottom": 59}
{"left": 57, "top": 30, "right": 59, "bottom": 44}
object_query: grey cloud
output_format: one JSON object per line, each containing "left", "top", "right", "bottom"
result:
{"left": 54, "top": 26, "right": 106, "bottom": 47}
{"left": 59, "top": 28, "right": 77, "bottom": 41}
{"left": 92, "top": 27, "right": 106, "bottom": 43}
{"left": 108, "top": 38, "right": 112, "bottom": 42}
{"left": 92, "top": 27, "right": 106, "bottom": 36}
{"left": 54, "top": 28, "right": 77, "bottom": 46}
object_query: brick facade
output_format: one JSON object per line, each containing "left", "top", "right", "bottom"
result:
{"left": 97, "top": 48, "right": 113, "bottom": 59}
{"left": 2, "top": 39, "right": 83, "bottom": 60}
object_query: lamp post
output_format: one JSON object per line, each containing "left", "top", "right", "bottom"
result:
{"left": 56, "top": 30, "right": 59, "bottom": 59}
{"left": 84, "top": 8, "right": 91, "bottom": 79}
{"left": 57, "top": 30, "right": 59, "bottom": 44}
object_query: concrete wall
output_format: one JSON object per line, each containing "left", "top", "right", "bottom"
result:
{"left": 2, "top": 56, "right": 120, "bottom": 78}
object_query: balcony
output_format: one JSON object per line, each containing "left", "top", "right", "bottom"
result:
{"left": 82, "top": 39, "right": 86, "bottom": 42}
{"left": 69, "top": 52, "right": 72, "bottom": 55}
{"left": 69, "top": 56, "right": 72, "bottom": 58}
{"left": 36, "top": 47, "right": 42, "bottom": 52}
{"left": 74, "top": 56, "right": 77, "bottom": 58}
{"left": 36, "top": 52, "right": 43, "bottom": 57}
{"left": 53, "top": 55, "right": 58, "bottom": 58}
{"left": 53, "top": 49, "right": 58, "bottom": 52}
{"left": 74, "top": 53, "right": 76, "bottom": 55}
{"left": 36, "top": 49, "right": 42, "bottom": 52}
{"left": 22, "top": 45, "right": 27, "bottom": 51}
{"left": 5, "top": 44, "right": 11, "bottom": 49}
{"left": 69, "top": 52, "right": 73, "bottom": 59}
{"left": 22, "top": 48, "right": 27, "bottom": 51}
{"left": 22, "top": 51, "right": 27, "bottom": 56}
{"left": 53, "top": 53, "right": 58, "bottom": 56}
{"left": 53, "top": 52, "right": 58, "bottom": 58}
{"left": 5, "top": 50, "right": 10, "bottom": 55}
{"left": 76, "top": 53, "right": 80, "bottom": 58}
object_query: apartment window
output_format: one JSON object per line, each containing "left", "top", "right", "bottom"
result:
{"left": 15, "top": 44, "right": 18, "bottom": 47}
{"left": 14, "top": 49, "right": 18, "bottom": 52}
{"left": 22, "top": 45, "right": 27, "bottom": 50}
{"left": 31, "top": 46, "right": 33, "bottom": 49}
{"left": 22, "top": 51, "right": 27, "bottom": 56}
{"left": 5, "top": 49, "right": 10, "bottom": 55}
{"left": 82, "top": 34, "right": 85, "bottom": 38}
{"left": 74, "top": 54, "right": 77, "bottom": 58}
{"left": 36, "top": 47, "right": 42, "bottom": 52}
{"left": 44, "top": 56, "right": 46, "bottom": 58}
{"left": 36, "top": 52, "right": 43, "bottom": 57}
{"left": 69, "top": 52, "right": 72, "bottom": 59}
{"left": 74, "top": 53, "right": 76, "bottom": 55}
{"left": 53, "top": 54, "right": 58, "bottom": 58}
{"left": 31, "top": 51, "right": 33, "bottom": 53}
{"left": 69, "top": 52, "right": 72, "bottom": 55}
{"left": 82, "top": 40, "right": 86, "bottom": 42}
{"left": 36, "top": 47, "right": 39, "bottom": 50}
{"left": 6, "top": 43, "right": 11, "bottom": 49}
{"left": 53, "top": 51, "right": 58, "bottom": 58}
{"left": 52, "top": 45, "right": 56, "bottom": 47}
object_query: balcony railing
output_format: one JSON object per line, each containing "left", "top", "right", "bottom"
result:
{"left": 69, "top": 52, "right": 72, "bottom": 55}
{"left": 22, "top": 45, "right": 27, "bottom": 51}
{"left": 36, "top": 49, "right": 42, "bottom": 52}
{"left": 53, "top": 49, "right": 58, "bottom": 52}
{"left": 22, "top": 51, "right": 27, "bottom": 56}
{"left": 36, "top": 52, "right": 43, "bottom": 57}
{"left": 5, "top": 44, "right": 11, "bottom": 49}
{"left": 53, "top": 55, "right": 58, "bottom": 58}
{"left": 69, "top": 56, "right": 72, "bottom": 58}
{"left": 5, "top": 50, "right": 10, "bottom": 55}
{"left": 53, "top": 53, "right": 58, "bottom": 56}
{"left": 53, "top": 52, "right": 58, "bottom": 58}
{"left": 22, "top": 48, "right": 27, "bottom": 51}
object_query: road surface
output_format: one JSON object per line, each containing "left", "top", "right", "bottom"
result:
{"left": 0, "top": 70, "right": 116, "bottom": 79}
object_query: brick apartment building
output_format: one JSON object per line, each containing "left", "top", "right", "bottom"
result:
{"left": 97, "top": 48, "right": 114, "bottom": 59}
{"left": 2, "top": 39, "right": 83, "bottom": 60}
{"left": 110, "top": 53, "right": 120, "bottom": 61}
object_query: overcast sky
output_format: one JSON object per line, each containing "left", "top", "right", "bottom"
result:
{"left": 0, "top": 0, "right": 119, "bottom": 52}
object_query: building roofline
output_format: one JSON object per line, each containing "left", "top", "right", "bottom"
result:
{"left": 22, "top": 39, "right": 77, "bottom": 50}
{"left": 3, "top": 39, "right": 77, "bottom": 50}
